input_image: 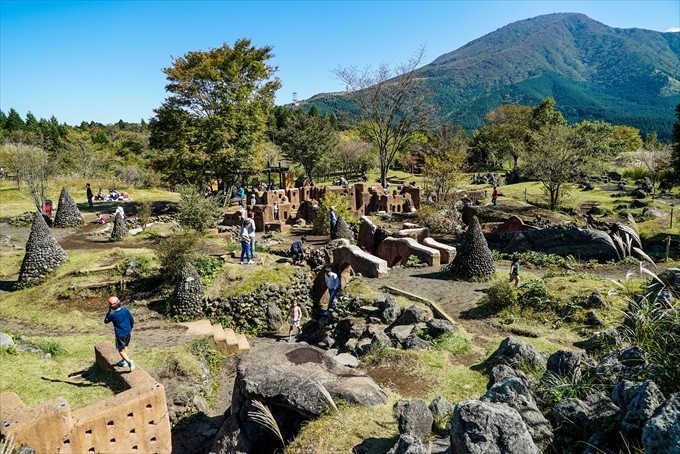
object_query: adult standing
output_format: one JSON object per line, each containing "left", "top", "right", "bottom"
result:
{"left": 323, "top": 265, "right": 340, "bottom": 314}
{"left": 86, "top": 183, "right": 94, "bottom": 208}
{"left": 273, "top": 202, "right": 279, "bottom": 221}
{"left": 104, "top": 296, "right": 135, "bottom": 371}
{"left": 240, "top": 221, "right": 253, "bottom": 265}
{"left": 509, "top": 255, "right": 520, "bottom": 287}
{"left": 492, "top": 186, "right": 499, "bottom": 206}
{"left": 115, "top": 204, "right": 125, "bottom": 220}
{"left": 329, "top": 206, "right": 337, "bottom": 238}
{"left": 246, "top": 212, "right": 256, "bottom": 258}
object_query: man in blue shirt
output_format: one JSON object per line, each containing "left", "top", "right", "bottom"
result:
{"left": 290, "top": 236, "right": 307, "bottom": 265}
{"left": 104, "top": 296, "right": 135, "bottom": 371}
{"left": 329, "top": 206, "right": 337, "bottom": 238}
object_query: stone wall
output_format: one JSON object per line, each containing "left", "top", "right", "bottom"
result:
{"left": 0, "top": 342, "right": 171, "bottom": 454}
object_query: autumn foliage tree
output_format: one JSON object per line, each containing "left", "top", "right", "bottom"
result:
{"left": 149, "top": 39, "right": 281, "bottom": 192}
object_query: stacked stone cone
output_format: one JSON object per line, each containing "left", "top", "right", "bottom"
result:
{"left": 53, "top": 187, "right": 84, "bottom": 228}
{"left": 168, "top": 264, "right": 204, "bottom": 319}
{"left": 449, "top": 216, "right": 495, "bottom": 281}
{"left": 335, "top": 216, "right": 354, "bottom": 243}
{"left": 18, "top": 212, "right": 68, "bottom": 285}
{"left": 110, "top": 213, "right": 128, "bottom": 241}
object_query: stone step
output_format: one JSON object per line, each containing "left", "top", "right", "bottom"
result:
{"left": 222, "top": 327, "right": 239, "bottom": 347}
{"left": 211, "top": 323, "right": 227, "bottom": 343}
{"left": 178, "top": 319, "right": 214, "bottom": 336}
{"left": 235, "top": 333, "right": 250, "bottom": 352}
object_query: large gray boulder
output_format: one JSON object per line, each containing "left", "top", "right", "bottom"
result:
{"left": 168, "top": 264, "right": 204, "bottom": 319}
{"left": 642, "top": 392, "right": 680, "bottom": 454}
{"left": 450, "top": 399, "right": 539, "bottom": 454}
{"left": 397, "top": 399, "right": 434, "bottom": 440}
{"left": 110, "top": 212, "right": 128, "bottom": 241}
{"left": 379, "top": 296, "right": 401, "bottom": 324}
{"left": 546, "top": 350, "right": 594, "bottom": 376}
{"left": 395, "top": 305, "right": 432, "bottom": 325}
{"left": 427, "top": 319, "right": 457, "bottom": 338}
{"left": 429, "top": 396, "right": 454, "bottom": 431}
{"left": 211, "top": 342, "right": 387, "bottom": 454}
{"left": 594, "top": 346, "right": 647, "bottom": 386}
{"left": 487, "top": 337, "right": 546, "bottom": 371}
{"left": 18, "top": 212, "right": 68, "bottom": 286}
{"left": 387, "top": 433, "right": 429, "bottom": 454}
{"left": 552, "top": 394, "right": 620, "bottom": 438}
{"left": 481, "top": 378, "right": 553, "bottom": 450}
{"left": 612, "top": 380, "right": 666, "bottom": 433}
{"left": 53, "top": 187, "right": 84, "bottom": 227}
{"left": 487, "top": 364, "right": 530, "bottom": 390}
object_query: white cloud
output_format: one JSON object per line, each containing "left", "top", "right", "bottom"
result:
{"left": 666, "top": 27, "right": 680, "bottom": 33}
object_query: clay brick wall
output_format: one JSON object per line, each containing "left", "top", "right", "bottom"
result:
{"left": 0, "top": 342, "right": 171, "bottom": 454}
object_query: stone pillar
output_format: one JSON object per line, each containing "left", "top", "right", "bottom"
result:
{"left": 53, "top": 187, "right": 84, "bottom": 227}
{"left": 18, "top": 212, "right": 68, "bottom": 286}
{"left": 168, "top": 264, "right": 204, "bottom": 319}
{"left": 110, "top": 213, "right": 128, "bottom": 242}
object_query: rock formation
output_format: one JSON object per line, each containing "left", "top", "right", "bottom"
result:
{"left": 17, "top": 212, "right": 67, "bottom": 286}
{"left": 110, "top": 212, "right": 128, "bottom": 241}
{"left": 334, "top": 216, "right": 354, "bottom": 242}
{"left": 168, "top": 264, "right": 204, "bottom": 319}
{"left": 449, "top": 216, "right": 495, "bottom": 281}
{"left": 53, "top": 187, "right": 83, "bottom": 227}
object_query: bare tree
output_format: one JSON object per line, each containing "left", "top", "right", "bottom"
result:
{"left": 334, "top": 47, "right": 432, "bottom": 188}
{"left": 2, "top": 143, "right": 51, "bottom": 212}
{"left": 637, "top": 143, "right": 672, "bottom": 197}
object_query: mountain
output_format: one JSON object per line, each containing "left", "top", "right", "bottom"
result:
{"left": 306, "top": 13, "right": 680, "bottom": 140}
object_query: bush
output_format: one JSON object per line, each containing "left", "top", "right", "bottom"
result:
{"left": 156, "top": 232, "right": 198, "bottom": 282}
{"left": 30, "top": 339, "right": 66, "bottom": 357}
{"left": 404, "top": 255, "right": 425, "bottom": 268}
{"left": 178, "top": 185, "right": 221, "bottom": 233}
{"left": 194, "top": 256, "right": 223, "bottom": 285}
{"left": 622, "top": 166, "right": 651, "bottom": 181}
{"left": 136, "top": 201, "right": 152, "bottom": 229}
{"left": 519, "top": 279, "right": 553, "bottom": 312}
{"left": 415, "top": 205, "right": 458, "bottom": 234}
{"left": 485, "top": 280, "right": 519, "bottom": 312}
{"left": 313, "top": 191, "right": 355, "bottom": 235}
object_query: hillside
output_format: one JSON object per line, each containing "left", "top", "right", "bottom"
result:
{"left": 307, "top": 13, "right": 680, "bottom": 139}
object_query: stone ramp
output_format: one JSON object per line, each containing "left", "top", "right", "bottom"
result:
{"left": 178, "top": 319, "right": 250, "bottom": 354}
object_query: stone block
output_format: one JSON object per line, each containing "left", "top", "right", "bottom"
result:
{"left": 422, "top": 237, "right": 456, "bottom": 264}
{"left": 377, "top": 237, "right": 441, "bottom": 267}
{"left": 333, "top": 245, "right": 389, "bottom": 278}
{"left": 358, "top": 216, "right": 377, "bottom": 252}
{"left": 395, "top": 227, "right": 430, "bottom": 243}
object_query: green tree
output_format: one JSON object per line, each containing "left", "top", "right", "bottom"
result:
{"left": 5, "top": 108, "right": 25, "bottom": 133}
{"left": 672, "top": 104, "right": 680, "bottom": 181}
{"left": 334, "top": 47, "right": 432, "bottom": 188}
{"left": 1, "top": 143, "right": 52, "bottom": 212}
{"left": 529, "top": 97, "right": 566, "bottom": 131}
{"left": 423, "top": 125, "right": 467, "bottom": 202}
{"left": 278, "top": 110, "right": 338, "bottom": 182}
{"left": 479, "top": 104, "right": 532, "bottom": 169}
{"left": 149, "top": 39, "right": 281, "bottom": 193}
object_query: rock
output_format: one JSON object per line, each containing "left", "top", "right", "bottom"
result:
{"left": 631, "top": 199, "right": 648, "bottom": 208}
{"left": 389, "top": 324, "right": 416, "bottom": 344}
{"left": 585, "top": 310, "right": 605, "bottom": 327}
{"left": 429, "top": 396, "right": 454, "bottom": 430}
{"left": 608, "top": 171, "right": 622, "bottom": 181}
{"left": 450, "top": 399, "right": 540, "bottom": 454}
{"left": 380, "top": 296, "right": 401, "bottom": 324}
{"left": 587, "top": 291, "right": 604, "bottom": 308}
{"left": 482, "top": 378, "right": 553, "bottom": 450}
{"left": 487, "top": 337, "right": 546, "bottom": 371}
{"left": 449, "top": 216, "right": 495, "bottom": 281}
{"left": 487, "top": 364, "right": 530, "bottom": 390}
{"left": 404, "top": 333, "right": 430, "bottom": 350}
{"left": 427, "top": 319, "right": 457, "bottom": 338}
{"left": 0, "top": 332, "right": 14, "bottom": 348}
{"left": 612, "top": 380, "right": 666, "bottom": 433}
{"left": 334, "top": 216, "right": 354, "bottom": 242}
{"left": 110, "top": 212, "right": 129, "bottom": 241}
{"left": 546, "top": 350, "right": 594, "bottom": 377}
{"left": 595, "top": 346, "right": 647, "bottom": 386}
{"left": 124, "top": 259, "right": 142, "bottom": 277}
{"left": 552, "top": 394, "right": 620, "bottom": 437}
{"left": 395, "top": 305, "right": 433, "bottom": 325}
{"left": 387, "top": 433, "right": 429, "bottom": 454}
{"left": 265, "top": 301, "right": 284, "bottom": 332}
{"left": 630, "top": 188, "right": 647, "bottom": 198}
{"left": 211, "top": 343, "right": 387, "bottom": 453}
{"left": 371, "top": 330, "right": 392, "bottom": 349}
{"left": 397, "top": 399, "right": 434, "bottom": 440}
{"left": 358, "top": 216, "right": 378, "bottom": 253}
{"left": 574, "top": 328, "right": 622, "bottom": 353}
{"left": 18, "top": 212, "right": 68, "bottom": 286}
{"left": 53, "top": 187, "right": 84, "bottom": 227}
{"left": 642, "top": 392, "right": 680, "bottom": 454}
{"left": 642, "top": 207, "right": 664, "bottom": 219}
{"left": 334, "top": 353, "right": 359, "bottom": 368}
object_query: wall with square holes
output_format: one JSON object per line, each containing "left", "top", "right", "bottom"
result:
{"left": 0, "top": 342, "right": 171, "bottom": 454}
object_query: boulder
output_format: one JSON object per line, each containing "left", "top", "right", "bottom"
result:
{"left": 585, "top": 310, "right": 604, "bottom": 327}
{"left": 211, "top": 343, "right": 387, "bottom": 454}
{"left": 482, "top": 378, "right": 553, "bottom": 450}
{"left": 371, "top": 330, "right": 393, "bottom": 349}
{"left": 487, "top": 364, "right": 529, "bottom": 390}
{"left": 395, "top": 305, "right": 433, "bottom": 325}
{"left": 587, "top": 291, "right": 604, "bottom": 308}
{"left": 397, "top": 399, "right": 434, "bottom": 439}
{"left": 18, "top": 212, "right": 68, "bottom": 286}
{"left": 404, "top": 333, "right": 430, "bottom": 350}
{"left": 0, "top": 332, "right": 14, "bottom": 348}
{"left": 389, "top": 324, "right": 416, "bottom": 344}
{"left": 631, "top": 199, "right": 648, "bottom": 208}
{"left": 574, "top": 328, "right": 622, "bottom": 353}
{"left": 612, "top": 380, "right": 666, "bottom": 433}
{"left": 333, "top": 245, "right": 389, "bottom": 278}
{"left": 487, "top": 337, "right": 546, "bottom": 371}
{"left": 429, "top": 396, "right": 454, "bottom": 430}
{"left": 594, "top": 346, "right": 647, "bottom": 386}
{"left": 110, "top": 212, "right": 128, "bottom": 241}
{"left": 426, "top": 319, "right": 457, "bottom": 338}
{"left": 630, "top": 188, "right": 647, "bottom": 198}
{"left": 642, "top": 207, "right": 664, "bottom": 219}
{"left": 552, "top": 394, "right": 620, "bottom": 437}
{"left": 450, "top": 399, "right": 540, "bottom": 454}
{"left": 387, "top": 433, "right": 429, "bottom": 454}
{"left": 379, "top": 296, "right": 401, "bottom": 324}
{"left": 642, "top": 392, "right": 680, "bottom": 454}
{"left": 266, "top": 301, "right": 284, "bottom": 332}
{"left": 53, "top": 187, "right": 84, "bottom": 227}
{"left": 334, "top": 216, "right": 354, "bottom": 242}
{"left": 334, "top": 353, "right": 359, "bottom": 368}
{"left": 546, "top": 350, "right": 594, "bottom": 377}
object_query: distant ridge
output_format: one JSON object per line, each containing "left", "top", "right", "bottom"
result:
{"left": 305, "top": 13, "right": 680, "bottom": 139}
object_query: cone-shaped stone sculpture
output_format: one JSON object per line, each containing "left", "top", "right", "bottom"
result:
{"left": 449, "top": 216, "right": 495, "bottom": 281}
{"left": 168, "top": 264, "right": 204, "bottom": 319}
{"left": 335, "top": 216, "right": 354, "bottom": 243}
{"left": 110, "top": 212, "right": 128, "bottom": 241}
{"left": 18, "top": 211, "right": 68, "bottom": 286}
{"left": 53, "top": 187, "right": 84, "bottom": 228}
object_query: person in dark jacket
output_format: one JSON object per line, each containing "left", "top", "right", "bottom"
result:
{"left": 86, "top": 183, "right": 93, "bottom": 208}
{"left": 104, "top": 296, "right": 135, "bottom": 371}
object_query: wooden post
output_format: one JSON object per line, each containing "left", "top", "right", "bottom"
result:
{"left": 665, "top": 236, "right": 671, "bottom": 263}
{"left": 671, "top": 206, "right": 674, "bottom": 230}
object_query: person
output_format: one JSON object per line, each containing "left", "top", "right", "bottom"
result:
{"left": 237, "top": 186, "right": 246, "bottom": 206}
{"left": 323, "top": 265, "right": 340, "bottom": 314}
{"left": 273, "top": 202, "right": 279, "bottom": 221}
{"left": 246, "top": 212, "right": 256, "bottom": 258}
{"left": 492, "top": 186, "right": 499, "bottom": 206}
{"left": 96, "top": 188, "right": 104, "bottom": 201}
{"left": 484, "top": 189, "right": 489, "bottom": 199}
{"left": 86, "top": 183, "right": 94, "bottom": 208}
{"left": 290, "top": 236, "right": 307, "bottom": 265}
{"left": 104, "top": 296, "right": 135, "bottom": 371}
{"left": 288, "top": 300, "right": 302, "bottom": 343}
{"left": 329, "top": 206, "right": 337, "bottom": 237}
{"left": 339, "top": 176, "right": 348, "bottom": 186}
{"left": 96, "top": 213, "right": 107, "bottom": 224}
{"left": 240, "top": 221, "right": 252, "bottom": 265}
{"left": 509, "top": 255, "right": 520, "bottom": 287}
{"left": 362, "top": 171, "right": 368, "bottom": 182}
{"left": 114, "top": 204, "right": 125, "bottom": 220}
{"left": 250, "top": 192, "right": 257, "bottom": 208}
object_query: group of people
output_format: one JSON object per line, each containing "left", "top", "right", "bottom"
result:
{"left": 85, "top": 183, "right": 130, "bottom": 208}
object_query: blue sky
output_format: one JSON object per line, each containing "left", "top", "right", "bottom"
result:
{"left": 1, "top": 0, "right": 679, "bottom": 125}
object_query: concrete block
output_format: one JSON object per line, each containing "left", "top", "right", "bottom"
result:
{"left": 333, "top": 245, "right": 389, "bottom": 278}
{"left": 377, "top": 237, "right": 440, "bottom": 267}
{"left": 422, "top": 237, "right": 456, "bottom": 264}
{"left": 395, "top": 227, "right": 430, "bottom": 243}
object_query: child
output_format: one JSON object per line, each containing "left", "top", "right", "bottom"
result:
{"left": 509, "top": 255, "right": 520, "bottom": 287}
{"left": 96, "top": 213, "right": 107, "bottom": 224}
{"left": 104, "top": 296, "right": 135, "bottom": 371}
{"left": 288, "top": 300, "right": 302, "bottom": 342}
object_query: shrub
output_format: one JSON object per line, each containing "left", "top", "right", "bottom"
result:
{"left": 485, "top": 280, "right": 519, "bottom": 312}
{"left": 519, "top": 279, "right": 553, "bottom": 312}
{"left": 178, "top": 185, "right": 221, "bottom": 233}
{"left": 30, "top": 339, "right": 66, "bottom": 357}
{"left": 404, "top": 255, "right": 425, "bottom": 268}
{"left": 156, "top": 232, "right": 198, "bottom": 282}
{"left": 415, "top": 205, "right": 458, "bottom": 234}
{"left": 313, "top": 191, "right": 355, "bottom": 235}
{"left": 194, "top": 255, "right": 223, "bottom": 285}
{"left": 136, "top": 201, "right": 152, "bottom": 229}
{"left": 622, "top": 166, "right": 651, "bottom": 181}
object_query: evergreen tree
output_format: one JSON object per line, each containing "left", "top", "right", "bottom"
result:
{"left": 671, "top": 104, "right": 680, "bottom": 181}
